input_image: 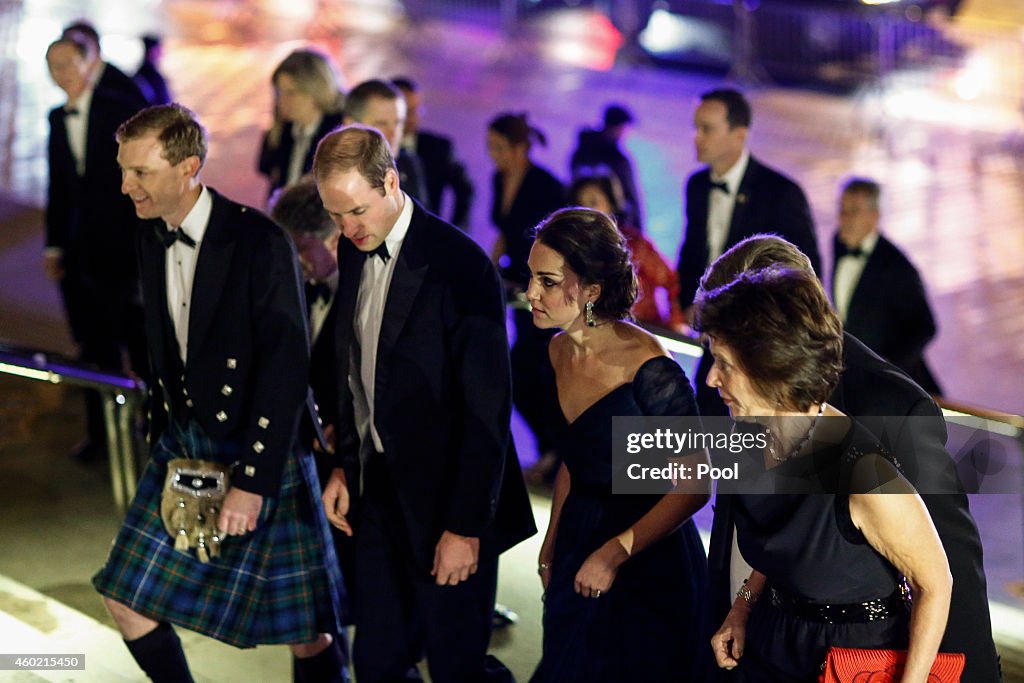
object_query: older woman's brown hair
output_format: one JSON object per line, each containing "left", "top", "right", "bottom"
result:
{"left": 695, "top": 267, "right": 843, "bottom": 411}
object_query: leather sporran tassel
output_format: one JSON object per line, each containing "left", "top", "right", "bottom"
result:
{"left": 161, "top": 458, "right": 231, "bottom": 563}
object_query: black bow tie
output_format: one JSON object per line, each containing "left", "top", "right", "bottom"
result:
{"left": 835, "top": 242, "right": 866, "bottom": 259}
{"left": 709, "top": 180, "right": 730, "bottom": 194}
{"left": 366, "top": 242, "right": 390, "bottom": 262}
{"left": 64, "top": 107, "right": 80, "bottom": 117}
{"left": 306, "top": 281, "right": 333, "bottom": 306}
{"left": 156, "top": 224, "right": 197, "bottom": 249}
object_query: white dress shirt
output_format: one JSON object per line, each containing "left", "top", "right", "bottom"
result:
{"left": 706, "top": 149, "right": 750, "bottom": 265}
{"left": 165, "top": 186, "right": 213, "bottom": 363}
{"left": 833, "top": 230, "right": 879, "bottom": 324}
{"left": 64, "top": 85, "right": 94, "bottom": 177}
{"left": 351, "top": 193, "right": 413, "bottom": 453}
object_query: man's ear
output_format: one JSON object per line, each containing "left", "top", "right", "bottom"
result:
{"left": 182, "top": 155, "right": 202, "bottom": 180}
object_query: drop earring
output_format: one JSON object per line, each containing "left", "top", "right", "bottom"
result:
{"left": 585, "top": 300, "right": 596, "bottom": 327}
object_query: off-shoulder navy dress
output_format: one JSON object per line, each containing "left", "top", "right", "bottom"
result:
{"left": 531, "top": 355, "right": 710, "bottom": 682}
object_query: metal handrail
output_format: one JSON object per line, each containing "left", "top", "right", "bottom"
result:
{"left": 0, "top": 342, "right": 146, "bottom": 513}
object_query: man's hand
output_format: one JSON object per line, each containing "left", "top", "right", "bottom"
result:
{"left": 711, "top": 605, "right": 750, "bottom": 670}
{"left": 321, "top": 467, "right": 352, "bottom": 536}
{"left": 217, "top": 488, "right": 263, "bottom": 537}
{"left": 43, "top": 253, "right": 64, "bottom": 281}
{"left": 431, "top": 531, "right": 479, "bottom": 586}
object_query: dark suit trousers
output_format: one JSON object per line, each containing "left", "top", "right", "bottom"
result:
{"left": 353, "top": 456, "right": 499, "bottom": 683}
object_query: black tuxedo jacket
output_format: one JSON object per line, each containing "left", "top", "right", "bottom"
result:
{"left": 416, "top": 130, "right": 474, "bottom": 229}
{"left": 138, "top": 189, "right": 310, "bottom": 497}
{"left": 332, "top": 201, "right": 536, "bottom": 571}
{"left": 46, "top": 87, "right": 141, "bottom": 288}
{"left": 258, "top": 113, "right": 343, "bottom": 197}
{"left": 677, "top": 155, "right": 821, "bottom": 308}
{"left": 834, "top": 233, "right": 941, "bottom": 395}
{"left": 97, "top": 62, "right": 147, "bottom": 109}
{"left": 707, "top": 333, "right": 999, "bottom": 682}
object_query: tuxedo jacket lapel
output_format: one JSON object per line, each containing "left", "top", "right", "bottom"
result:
{"left": 186, "top": 192, "right": 235, "bottom": 365}
{"left": 334, "top": 243, "right": 364, "bottom": 383}
{"left": 726, "top": 157, "right": 757, "bottom": 245}
{"left": 376, "top": 206, "right": 429, "bottom": 402}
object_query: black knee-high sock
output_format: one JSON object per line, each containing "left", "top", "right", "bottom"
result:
{"left": 293, "top": 635, "right": 350, "bottom": 683}
{"left": 125, "top": 622, "right": 194, "bottom": 683}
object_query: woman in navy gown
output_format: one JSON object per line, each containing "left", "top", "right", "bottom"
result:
{"left": 527, "top": 208, "right": 711, "bottom": 682}
{"left": 698, "top": 267, "right": 952, "bottom": 682}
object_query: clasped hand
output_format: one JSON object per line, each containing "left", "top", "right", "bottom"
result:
{"left": 574, "top": 538, "right": 629, "bottom": 599}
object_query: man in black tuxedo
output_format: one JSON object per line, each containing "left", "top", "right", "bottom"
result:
{"left": 392, "top": 78, "right": 475, "bottom": 230}
{"left": 833, "top": 178, "right": 942, "bottom": 395}
{"left": 676, "top": 88, "right": 821, "bottom": 417}
{"left": 44, "top": 34, "right": 146, "bottom": 461}
{"left": 62, "top": 21, "right": 147, "bottom": 108}
{"left": 701, "top": 235, "right": 1000, "bottom": 683}
{"left": 315, "top": 125, "right": 536, "bottom": 683}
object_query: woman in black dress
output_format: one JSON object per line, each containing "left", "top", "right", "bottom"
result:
{"left": 527, "top": 208, "right": 710, "bottom": 682}
{"left": 487, "top": 112, "right": 566, "bottom": 480}
{"left": 698, "top": 267, "right": 952, "bottom": 682}
{"left": 258, "top": 48, "right": 345, "bottom": 201}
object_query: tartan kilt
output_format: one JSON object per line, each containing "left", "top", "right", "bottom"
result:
{"left": 93, "top": 420, "right": 347, "bottom": 648}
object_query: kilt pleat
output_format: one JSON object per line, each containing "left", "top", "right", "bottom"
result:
{"left": 93, "top": 420, "right": 346, "bottom": 648}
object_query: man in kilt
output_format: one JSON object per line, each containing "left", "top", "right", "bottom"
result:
{"left": 93, "top": 103, "right": 349, "bottom": 683}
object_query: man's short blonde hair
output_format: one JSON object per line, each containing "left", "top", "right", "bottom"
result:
{"left": 312, "top": 124, "right": 395, "bottom": 193}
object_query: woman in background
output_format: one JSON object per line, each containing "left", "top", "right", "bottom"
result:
{"left": 569, "top": 174, "right": 686, "bottom": 333}
{"left": 487, "top": 112, "right": 566, "bottom": 483}
{"left": 258, "top": 48, "right": 345, "bottom": 200}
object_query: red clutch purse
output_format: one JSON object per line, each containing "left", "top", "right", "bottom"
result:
{"left": 818, "top": 647, "right": 965, "bottom": 683}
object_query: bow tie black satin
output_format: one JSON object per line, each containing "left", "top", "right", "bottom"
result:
{"left": 306, "top": 281, "right": 332, "bottom": 306}
{"left": 64, "top": 107, "right": 80, "bottom": 117}
{"left": 156, "top": 224, "right": 197, "bottom": 249}
{"left": 709, "top": 180, "right": 730, "bottom": 194}
{"left": 835, "top": 242, "right": 866, "bottom": 259}
{"left": 366, "top": 242, "right": 390, "bottom": 262}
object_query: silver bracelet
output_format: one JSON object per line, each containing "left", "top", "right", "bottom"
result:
{"left": 737, "top": 579, "right": 760, "bottom": 607}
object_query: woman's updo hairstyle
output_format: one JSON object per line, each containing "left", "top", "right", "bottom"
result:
{"left": 488, "top": 112, "right": 547, "bottom": 148}
{"left": 533, "top": 208, "right": 637, "bottom": 321}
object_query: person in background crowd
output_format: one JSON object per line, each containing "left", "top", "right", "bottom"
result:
{"left": 258, "top": 48, "right": 346, "bottom": 201}
{"left": 94, "top": 103, "right": 348, "bottom": 683}
{"left": 391, "top": 77, "right": 474, "bottom": 230}
{"left": 487, "top": 111, "right": 566, "bottom": 485}
{"left": 271, "top": 176, "right": 354, "bottom": 682}
{"left": 62, "top": 20, "right": 146, "bottom": 108}
{"left": 133, "top": 34, "right": 171, "bottom": 106}
{"left": 44, "top": 33, "right": 147, "bottom": 463}
{"left": 343, "top": 79, "right": 429, "bottom": 207}
{"left": 527, "top": 208, "right": 709, "bottom": 682}
{"left": 697, "top": 267, "right": 951, "bottom": 683}
{"left": 569, "top": 103, "right": 644, "bottom": 231}
{"left": 833, "top": 177, "right": 942, "bottom": 395}
{"left": 569, "top": 173, "right": 686, "bottom": 333}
